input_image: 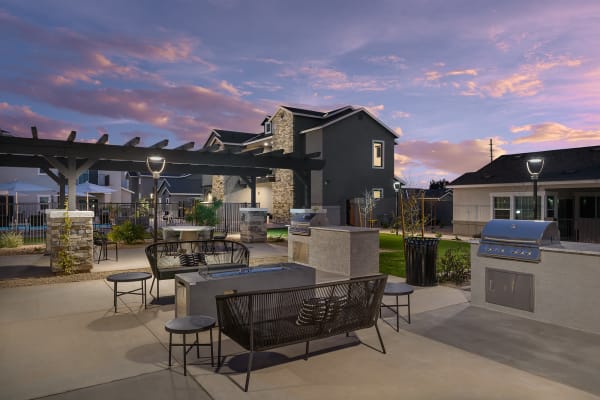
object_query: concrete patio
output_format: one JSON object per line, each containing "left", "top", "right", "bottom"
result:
{"left": 1, "top": 243, "right": 600, "bottom": 399}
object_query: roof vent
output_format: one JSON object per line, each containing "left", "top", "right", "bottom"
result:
{"left": 482, "top": 173, "right": 493, "bottom": 179}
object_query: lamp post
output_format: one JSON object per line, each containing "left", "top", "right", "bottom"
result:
{"left": 393, "top": 181, "right": 406, "bottom": 238}
{"left": 393, "top": 181, "right": 401, "bottom": 235}
{"left": 146, "top": 156, "right": 166, "bottom": 243}
{"left": 526, "top": 158, "right": 544, "bottom": 220}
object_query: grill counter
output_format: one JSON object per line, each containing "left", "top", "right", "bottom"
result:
{"left": 477, "top": 219, "right": 560, "bottom": 263}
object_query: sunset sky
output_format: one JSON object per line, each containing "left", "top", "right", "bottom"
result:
{"left": 1, "top": 0, "right": 599, "bottom": 187}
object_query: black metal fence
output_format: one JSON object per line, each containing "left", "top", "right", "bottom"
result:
{"left": 0, "top": 201, "right": 256, "bottom": 243}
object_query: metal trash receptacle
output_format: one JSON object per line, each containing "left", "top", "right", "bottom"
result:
{"left": 405, "top": 237, "right": 439, "bottom": 286}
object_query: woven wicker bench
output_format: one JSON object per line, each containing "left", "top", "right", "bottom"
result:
{"left": 145, "top": 239, "right": 249, "bottom": 301}
{"left": 216, "top": 274, "right": 388, "bottom": 391}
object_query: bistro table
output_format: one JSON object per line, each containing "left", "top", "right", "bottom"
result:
{"left": 106, "top": 272, "right": 152, "bottom": 313}
{"left": 162, "top": 225, "right": 214, "bottom": 241}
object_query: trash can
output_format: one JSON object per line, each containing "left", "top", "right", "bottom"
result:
{"left": 405, "top": 237, "right": 439, "bottom": 286}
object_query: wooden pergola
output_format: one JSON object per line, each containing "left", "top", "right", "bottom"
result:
{"left": 0, "top": 127, "right": 324, "bottom": 210}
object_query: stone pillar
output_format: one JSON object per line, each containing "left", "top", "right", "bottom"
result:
{"left": 46, "top": 210, "right": 94, "bottom": 273}
{"left": 239, "top": 208, "right": 268, "bottom": 243}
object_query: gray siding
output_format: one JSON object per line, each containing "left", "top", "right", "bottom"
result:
{"left": 307, "top": 111, "right": 396, "bottom": 224}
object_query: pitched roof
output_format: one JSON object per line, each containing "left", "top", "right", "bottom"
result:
{"left": 450, "top": 145, "right": 600, "bottom": 186}
{"left": 160, "top": 176, "right": 205, "bottom": 196}
{"left": 281, "top": 106, "right": 328, "bottom": 118}
{"left": 212, "top": 129, "right": 262, "bottom": 145}
{"left": 300, "top": 108, "right": 399, "bottom": 138}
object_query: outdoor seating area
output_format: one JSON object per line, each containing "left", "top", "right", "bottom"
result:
{"left": 216, "top": 274, "right": 388, "bottom": 391}
{"left": 1, "top": 235, "right": 600, "bottom": 399}
{"left": 145, "top": 239, "right": 250, "bottom": 301}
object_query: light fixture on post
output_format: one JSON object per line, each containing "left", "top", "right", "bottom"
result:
{"left": 146, "top": 155, "right": 166, "bottom": 243}
{"left": 526, "top": 157, "right": 544, "bottom": 220}
{"left": 393, "top": 180, "right": 405, "bottom": 237}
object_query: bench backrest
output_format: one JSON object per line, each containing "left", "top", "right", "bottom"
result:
{"left": 145, "top": 239, "right": 250, "bottom": 276}
{"left": 216, "top": 274, "right": 388, "bottom": 351}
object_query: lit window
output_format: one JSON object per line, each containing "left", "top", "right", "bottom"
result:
{"left": 514, "top": 196, "right": 539, "bottom": 220}
{"left": 546, "top": 196, "right": 555, "bottom": 218}
{"left": 372, "top": 140, "right": 383, "bottom": 168}
{"left": 372, "top": 188, "right": 383, "bottom": 199}
{"left": 264, "top": 121, "right": 272, "bottom": 135}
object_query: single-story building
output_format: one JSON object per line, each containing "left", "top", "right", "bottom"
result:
{"left": 449, "top": 145, "right": 600, "bottom": 243}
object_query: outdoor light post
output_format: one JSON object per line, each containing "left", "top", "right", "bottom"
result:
{"left": 393, "top": 181, "right": 401, "bottom": 235}
{"left": 526, "top": 158, "right": 544, "bottom": 220}
{"left": 393, "top": 181, "right": 406, "bottom": 237}
{"left": 146, "top": 156, "right": 166, "bottom": 243}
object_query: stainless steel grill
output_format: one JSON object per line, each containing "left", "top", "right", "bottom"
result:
{"left": 477, "top": 219, "right": 560, "bottom": 263}
{"left": 289, "top": 209, "right": 328, "bottom": 236}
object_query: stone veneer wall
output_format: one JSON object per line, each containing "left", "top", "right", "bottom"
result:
{"left": 46, "top": 210, "right": 94, "bottom": 273}
{"left": 271, "top": 108, "right": 295, "bottom": 223}
{"left": 239, "top": 208, "right": 268, "bottom": 243}
{"left": 212, "top": 175, "right": 225, "bottom": 200}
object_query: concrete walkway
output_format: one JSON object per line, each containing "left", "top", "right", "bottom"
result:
{"left": 1, "top": 241, "right": 599, "bottom": 399}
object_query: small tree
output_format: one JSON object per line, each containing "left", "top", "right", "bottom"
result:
{"left": 185, "top": 198, "right": 223, "bottom": 226}
{"left": 400, "top": 191, "right": 430, "bottom": 237}
{"left": 357, "top": 189, "right": 377, "bottom": 227}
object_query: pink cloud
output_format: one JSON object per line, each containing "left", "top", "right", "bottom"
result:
{"left": 0, "top": 102, "right": 78, "bottom": 139}
{"left": 391, "top": 111, "right": 411, "bottom": 119}
{"left": 280, "top": 65, "right": 395, "bottom": 92}
{"left": 395, "top": 138, "right": 508, "bottom": 179}
{"left": 363, "top": 104, "right": 384, "bottom": 117}
{"left": 365, "top": 55, "right": 407, "bottom": 69}
{"left": 511, "top": 122, "right": 600, "bottom": 144}
{"left": 462, "top": 56, "right": 582, "bottom": 98}
{"left": 219, "top": 80, "right": 250, "bottom": 97}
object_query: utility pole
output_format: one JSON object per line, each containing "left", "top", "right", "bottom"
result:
{"left": 489, "top": 138, "right": 493, "bottom": 164}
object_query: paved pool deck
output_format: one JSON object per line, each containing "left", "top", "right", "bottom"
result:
{"left": 1, "top": 238, "right": 599, "bottom": 399}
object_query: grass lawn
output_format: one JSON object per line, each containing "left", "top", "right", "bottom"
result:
{"left": 267, "top": 228, "right": 288, "bottom": 241}
{"left": 379, "top": 232, "right": 470, "bottom": 277}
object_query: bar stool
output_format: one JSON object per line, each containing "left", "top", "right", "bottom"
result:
{"left": 165, "top": 315, "right": 216, "bottom": 376}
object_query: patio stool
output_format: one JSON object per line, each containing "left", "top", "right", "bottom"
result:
{"left": 165, "top": 315, "right": 216, "bottom": 376}
{"left": 106, "top": 272, "right": 151, "bottom": 313}
{"left": 380, "top": 282, "right": 414, "bottom": 331}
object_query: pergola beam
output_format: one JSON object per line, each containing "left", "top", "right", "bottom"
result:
{"left": 0, "top": 136, "right": 325, "bottom": 171}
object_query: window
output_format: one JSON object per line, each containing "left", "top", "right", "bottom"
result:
{"left": 39, "top": 196, "right": 50, "bottom": 211}
{"left": 372, "top": 188, "right": 383, "bottom": 200}
{"left": 514, "top": 196, "right": 539, "bottom": 220}
{"left": 580, "top": 196, "right": 597, "bottom": 218}
{"left": 493, "top": 196, "right": 510, "bottom": 219}
{"left": 372, "top": 140, "right": 383, "bottom": 168}
{"left": 546, "top": 196, "right": 555, "bottom": 218}
{"left": 264, "top": 121, "right": 272, "bottom": 135}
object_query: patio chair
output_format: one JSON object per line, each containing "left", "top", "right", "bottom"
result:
{"left": 93, "top": 232, "right": 118, "bottom": 263}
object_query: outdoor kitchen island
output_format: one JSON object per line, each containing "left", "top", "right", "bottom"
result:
{"left": 288, "top": 225, "right": 380, "bottom": 277}
{"left": 471, "top": 220, "right": 600, "bottom": 335}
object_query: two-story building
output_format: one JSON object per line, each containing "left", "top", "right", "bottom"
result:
{"left": 207, "top": 105, "right": 399, "bottom": 225}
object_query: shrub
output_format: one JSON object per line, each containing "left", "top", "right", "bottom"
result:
{"left": 108, "top": 221, "right": 146, "bottom": 244}
{"left": 437, "top": 248, "right": 471, "bottom": 285}
{"left": 0, "top": 231, "right": 24, "bottom": 248}
{"left": 185, "top": 199, "right": 223, "bottom": 226}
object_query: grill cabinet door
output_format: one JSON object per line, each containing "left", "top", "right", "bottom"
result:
{"left": 485, "top": 268, "right": 534, "bottom": 312}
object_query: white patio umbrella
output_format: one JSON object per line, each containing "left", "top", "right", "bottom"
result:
{"left": 0, "top": 180, "right": 55, "bottom": 220}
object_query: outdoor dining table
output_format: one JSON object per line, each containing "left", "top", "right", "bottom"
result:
{"left": 163, "top": 225, "right": 213, "bottom": 241}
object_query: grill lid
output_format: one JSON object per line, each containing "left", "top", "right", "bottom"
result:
{"left": 480, "top": 219, "right": 560, "bottom": 245}
{"left": 478, "top": 219, "right": 560, "bottom": 262}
